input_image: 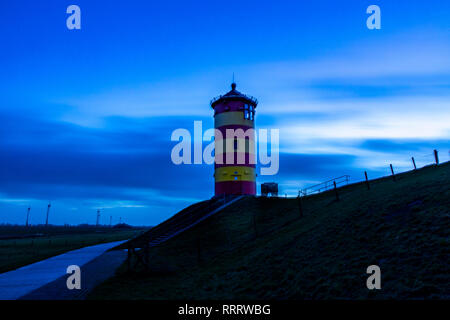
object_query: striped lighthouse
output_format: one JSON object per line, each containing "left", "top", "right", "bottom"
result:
{"left": 211, "top": 83, "right": 258, "bottom": 196}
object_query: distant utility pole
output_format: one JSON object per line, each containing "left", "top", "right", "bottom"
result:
{"left": 45, "top": 203, "right": 51, "bottom": 226}
{"left": 96, "top": 209, "right": 101, "bottom": 226}
{"left": 26, "top": 207, "right": 31, "bottom": 227}
{"left": 119, "top": 217, "right": 122, "bottom": 224}
{"left": 109, "top": 215, "right": 112, "bottom": 227}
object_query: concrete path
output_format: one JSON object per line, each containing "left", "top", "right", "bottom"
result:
{"left": 0, "top": 241, "right": 126, "bottom": 300}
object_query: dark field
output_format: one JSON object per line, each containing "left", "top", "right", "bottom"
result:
{"left": 89, "top": 161, "right": 450, "bottom": 299}
{"left": 0, "top": 225, "right": 148, "bottom": 273}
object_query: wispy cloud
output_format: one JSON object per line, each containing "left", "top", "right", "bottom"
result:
{"left": 59, "top": 30, "right": 450, "bottom": 125}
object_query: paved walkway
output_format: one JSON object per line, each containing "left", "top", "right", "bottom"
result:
{"left": 0, "top": 241, "right": 126, "bottom": 300}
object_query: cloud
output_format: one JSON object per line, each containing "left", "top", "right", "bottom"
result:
{"left": 249, "top": 29, "right": 450, "bottom": 83}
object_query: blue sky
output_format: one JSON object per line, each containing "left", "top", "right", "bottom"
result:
{"left": 0, "top": 0, "right": 449, "bottom": 226}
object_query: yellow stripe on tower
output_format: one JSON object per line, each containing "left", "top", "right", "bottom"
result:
{"left": 215, "top": 112, "right": 254, "bottom": 128}
{"left": 214, "top": 166, "right": 256, "bottom": 183}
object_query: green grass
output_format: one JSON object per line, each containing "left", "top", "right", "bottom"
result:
{"left": 89, "top": 162, "right": 450, "bottom": 299}
{"left": 0, "top": 226, "right": 147, "bottom": 273}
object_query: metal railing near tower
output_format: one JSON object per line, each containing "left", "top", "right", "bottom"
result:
{"left": 296, "top": 149, "right": 448, "bottom": 198}
{"left": 299, "top": 175, "right": 350, "bottom": 197}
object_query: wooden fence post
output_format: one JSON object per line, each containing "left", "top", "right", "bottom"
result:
{"left": 412, "top": 157, "right": 416, "bottom": 170}
{"left": 434, "top": 149, "right": 439, "bottom": 165}
{"left": 364, "top": 171, "right": 370, "bottom": 190}
{"left": 333, "top": 181, "right": 339, "bottom": 201}
{"left": 390, "top": 164, "right": 396, "bottom": 181}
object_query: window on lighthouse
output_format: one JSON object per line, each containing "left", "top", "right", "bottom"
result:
{"left": 244, "top": 104, "right": 254, "bottom": 120}
{"left": 244, "top": 104, "right": 250, "bottom": 120}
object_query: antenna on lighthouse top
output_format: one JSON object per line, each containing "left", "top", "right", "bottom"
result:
{"left": 231, "top": 73, "right": 236, "bottom": 90}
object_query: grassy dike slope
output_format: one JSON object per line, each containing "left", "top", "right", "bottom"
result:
{"left": 89, "top": 162, "right": 450, "bottom": 299}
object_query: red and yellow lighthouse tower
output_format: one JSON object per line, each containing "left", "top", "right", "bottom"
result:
{"left": 211, "top": 83, "right": 257, "bottom": 196}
